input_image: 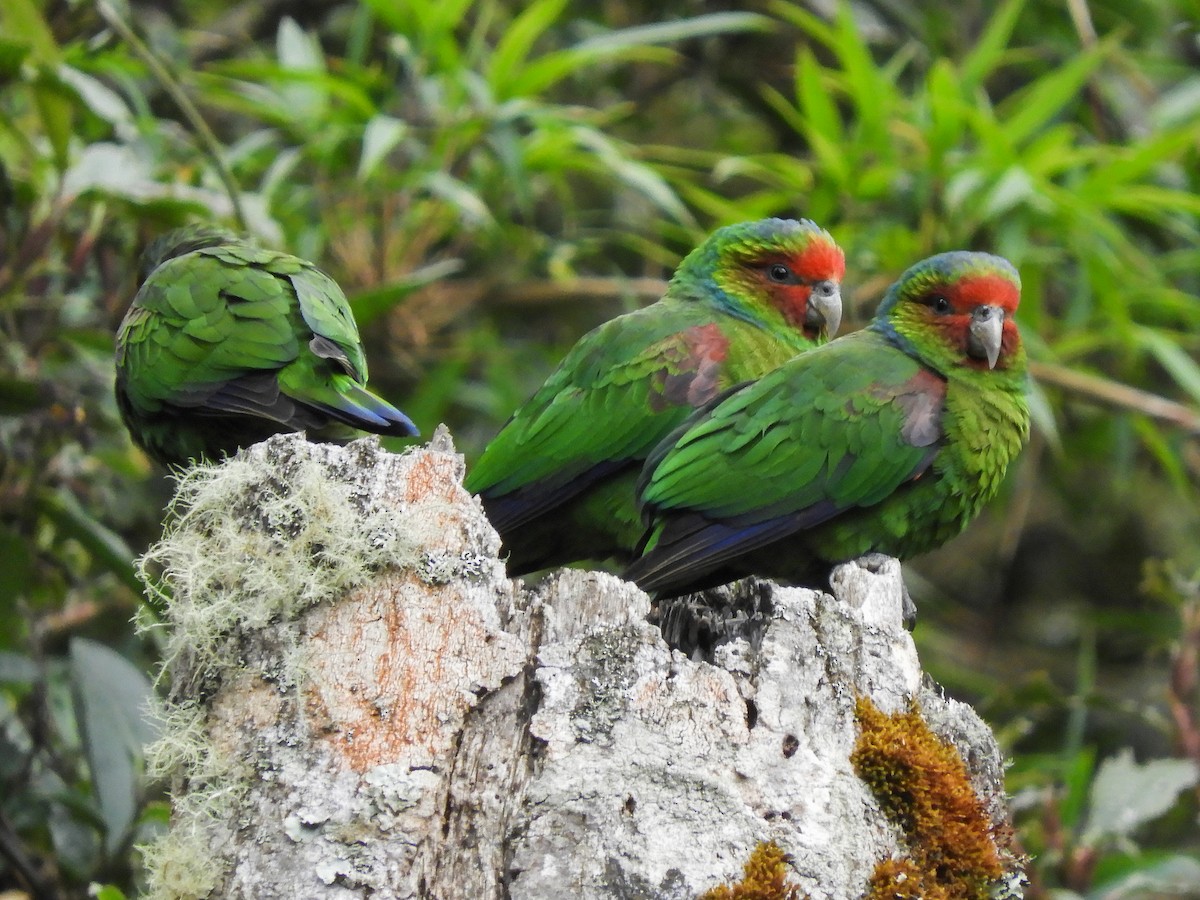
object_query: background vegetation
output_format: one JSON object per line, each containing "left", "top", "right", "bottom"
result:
{"left": 1, "top": 0, "right": 1198, "bottom": 896}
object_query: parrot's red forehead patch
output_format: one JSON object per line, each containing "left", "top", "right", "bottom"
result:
{"left": 796, "top": 237, "right": 846, "bottom": 282}
{"left": 946, "top": 273, "right": 1020, "bottom": 314}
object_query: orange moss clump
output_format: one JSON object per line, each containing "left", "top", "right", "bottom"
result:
{"left": 699, "top": 841, "right": 807, "bottom": 900}
{"left": 866, "top": 858, "right": 930, "bottom": 899}
{"left": 851, "top": 696, "right": 1002, "bottom": 900}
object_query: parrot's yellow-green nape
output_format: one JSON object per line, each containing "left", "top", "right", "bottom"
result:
{"left": 626, "top": 250, "right": 1029, "bottom": 600}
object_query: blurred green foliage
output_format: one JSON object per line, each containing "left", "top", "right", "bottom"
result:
{"left": 1, "top": 0, "right": 1198, "bottom": 895}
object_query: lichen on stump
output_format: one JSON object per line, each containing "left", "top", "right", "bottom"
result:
{"left": 135, "top": 432, "right": 1022, "bottom": 899}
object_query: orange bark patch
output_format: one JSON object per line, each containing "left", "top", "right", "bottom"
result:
{"left": 402, "top": 453, "right": 463, "bottom": 505}
{"left": 303, "top": 571, "right": 524, "bottom": 773}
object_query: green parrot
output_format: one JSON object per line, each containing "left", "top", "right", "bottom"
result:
{"left": 625, "top": 251, "right": 1029, "bottom": 598}
{"left": 465, "top": 217, "right": 846, "bottom": 574}
{"left": 115, "top": 224, "right": 418, "bottom": 468}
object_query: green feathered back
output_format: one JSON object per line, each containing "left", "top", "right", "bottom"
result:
{"left": 465, "top": 217, "right": 846, "bottom": 573}
{"left": 626, "top": 251, "right": 1030, "bottom": 598}
{"left": 115, "top": 226, "right": 417, "bottom": 467}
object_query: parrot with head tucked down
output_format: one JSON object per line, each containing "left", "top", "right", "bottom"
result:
{"left": 115, "top": 224, "right": 418, "bottom": 468}
{"left": 624, "top": 251, "right": 1030, "bottom": 599}
{"left": 464, "top": 218, "right": 846, "bottom": 574}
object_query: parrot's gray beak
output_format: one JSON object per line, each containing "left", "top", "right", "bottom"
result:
{"left": 806, "top": 281, "right": 843, "bottom": 338}
{"left": 968, "top": 305, "right": 1005, "bottom": 369}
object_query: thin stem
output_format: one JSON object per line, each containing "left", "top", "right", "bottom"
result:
{"left": 1063, "top": 0, "right": 1109, "bottom": 140}
{"left": 95, "top": 0, "right": 248, "bottom": 231}
{"left": 1030, "top": 360, "right": 1200, "bottom": 435}
{"left": 0, "top": 810, "right": 56, "bottom": 898}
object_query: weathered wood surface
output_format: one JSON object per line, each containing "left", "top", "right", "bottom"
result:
{"left": 140, "top": 432, "right": 1020, "bottom": 899}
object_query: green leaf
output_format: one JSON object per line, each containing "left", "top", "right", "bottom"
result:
{"left": 1020, "top": 124, "right": 1086, "bottom": 178}
{"left": 570, "top": 126, "right": 693, "bottom": 224}
{"left": 69, "top": 638, "right": 158, "bottom": 855}
{"left": 37, "top": 487, "right": 141, "bottom": 595}
{"left": 1026, "top": 376, "right": 1062, "bottom": 452}
{"left": 982, "top": 166, "right": 1047, "bottom": 219}
{"left": 1091, "top": 854, "right": 1200, "bottom": 899}
{"left": 419, "top": 0, "right": 476, "bottom": 62}
{"left": 57, "top": 64, "right": 133, "bottom": 129}
{"left": 503, "top": 45, "right": 670, "bottom": 101}
{"left": 1133, "top": 418, "right": 1190, "bottom": 492}
{"left": 1082, "top": 748, "right": 1199, "bottom": 845}
{"left": 275, "top": 17, "right": 328, "bottom": 119}
{"left": 1106, "top": 184, "right": 1200, "bottom": 219}
{"left": 1150, "top": 76, "right": 1200, "bottom": 130}
{"left": 1001, "top": 45, "right": 1107, "bottom": 146}
{"left": 960, "top": 0, "right": 1026, "bottom": 89}
{"left": 759, "top": 82, "right": 811, "bottom": 138}
{"left": 0, "top": 36, "right": 31, "bottom": 82}
{"left": 260, "top": 146, "right": 302, "bottom": 202}
{"left": 1081, "top": 127, "right": 1199, "bottom": 192}
{"left": 0, "top": 0, "right": 60, "bottom": 64}
{"left": 795, "top": 48, "right": 842, "bottom": 144}
{"left": 358, "top": 114, "right": 408, "bottom": 181}
{"left": 943, "top": 168, "right": 986, "bottom": 215}
{"left": 277, "top": 16, "right": 325, "bottom": 72}
{"left": 494, "top": 9, "right": 767, "bottom": 100}
{"left": 487, "top": 0, "right": 570, "bottom": 99}
{"left": 830, "top": 3, "right": 887, "bottom": 143}
{"left": 769, "top": 1, "right": 836, "bottom": 49}
{"left": 349, "top": 258, "right": 464, "bottom": 326}
{"left": 32, "top": 69, "right": 76, "bottom": 172}
{"left": 61, "top": 142, "right": 155, "bottom": 199}
{"left": 925, "top": 59, "right": 964, "bottom": 164}
{"left": 1138, "top": 328, "right": 1200, "bottom": 407}
{"left": 1059, "top": 745, "right": 1097, "bottom": 830}
{"left": 423, "top": 171, "right": 494, "bottom": 227}
{"left": 357, "top": 0, "right": 410, "bottom": 35}
{"left": 572, "top": 12, "right": 771, "bottom": 54}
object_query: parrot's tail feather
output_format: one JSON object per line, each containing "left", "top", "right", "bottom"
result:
{"left": 478, "top": 459, "right": 631, "bottom": 534}
{"left": 625, "top": 502, "right": 839, "bottom": 597}
{"left": 312, "top": 379, "right": 420, "bottom": 438}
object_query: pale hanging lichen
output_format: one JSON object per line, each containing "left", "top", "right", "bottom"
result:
{"left": 138, "top": 439, "right": 422, "bottom": 691}
{"left": 135, "top": 435, "right": 445, "bottom": 900}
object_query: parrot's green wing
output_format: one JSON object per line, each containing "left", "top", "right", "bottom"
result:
{"left": 627, "top": 332, "right": 947, "bottom": 592}
{"left": 115, "top": 237, "right": 416, "bottom": 467}
{"left": 118, "top": 245, "right": 303, "bottom": 414}
{"left": 462, "top": 215, "right": 845, "bottom": 572}
{"left": 465, "top": 305, "right": 741, "bottom": 532}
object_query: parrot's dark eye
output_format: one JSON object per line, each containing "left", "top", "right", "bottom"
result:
{"left": 768, "top": 264, "right": 794, "bottom": 283}
{"left": 928, "top": 295, "right": 952, "bottom": 314}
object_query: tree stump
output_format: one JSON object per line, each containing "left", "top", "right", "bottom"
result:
{"left": 138, "top": 432, "right": 1023, "bottom": 899}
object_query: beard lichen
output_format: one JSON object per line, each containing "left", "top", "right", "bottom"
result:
{"left": 134, "top": 437, "right": 436, "bottom": 900}
{"left": 851, "top": 695, "right": 1003, "bottom": 900}
{"left": 138, "top": 443, "right": 422, "bottom": 691}
{"left": 698, "top": 841, "right": 808, "bottom": 900}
